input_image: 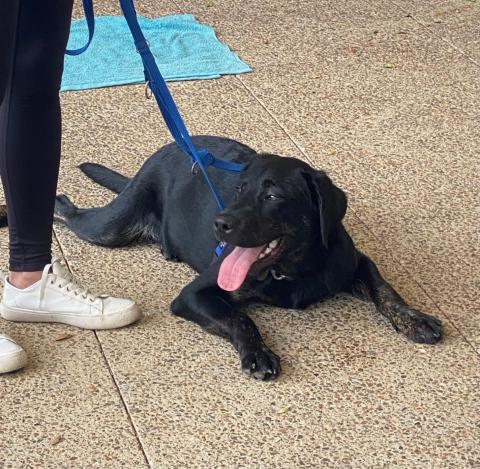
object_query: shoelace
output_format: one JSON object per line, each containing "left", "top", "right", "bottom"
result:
{"left": 40, "top": 261, "right": 99, "bottom": 304}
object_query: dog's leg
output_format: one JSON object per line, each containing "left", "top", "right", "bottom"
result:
{"left": 351, "top": 254, "right": 442, "bottom": 344}
{"left": 55, "top": 181, "right": 153, "bottom": 247}
{"left": 171, "top": 272, "right": 281, "bottom": 381}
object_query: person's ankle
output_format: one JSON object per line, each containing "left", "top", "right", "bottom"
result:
{"left": 8, "top": 271, "right": 43, "bottom": 290}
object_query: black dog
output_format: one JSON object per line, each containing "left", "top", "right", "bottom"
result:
{"left": 52, "top": 135, "right": 442, "bottom": 380}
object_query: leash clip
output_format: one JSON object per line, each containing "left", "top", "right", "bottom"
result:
{"left": 145, "top": 81, "right": 153, "bottom": 99}
{"left": 191, "top": 161, "right": 200, "bottom": 175}
{"left": 271, "top": 270, "right": 290, "bottom": 281}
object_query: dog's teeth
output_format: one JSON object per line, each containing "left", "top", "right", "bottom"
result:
{"left": 269, "top": 239, "right": 278, "bottom": 249}
{"left": 264, "top": 248, "right": 272, "bottom": 255}
{"left": 259, "top": 253, "right": 266, "bottom": 259}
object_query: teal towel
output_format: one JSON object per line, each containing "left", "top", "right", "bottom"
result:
{"left": 61, "top": 14, "right": 252, "bottom": 91}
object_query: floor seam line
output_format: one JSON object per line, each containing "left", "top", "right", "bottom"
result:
{"left": 171, "top": 0, "right": 184, "bottom": 13}
{"left": 232, "top": 80, "right": 480, "bottom": 358}
{"left": 52, "top": 228, "right": 153, "bottom": 468}
{"left": 94, "top": 330, "right": 154, "bottom": 468}
{"left": 235, "top": 76, "right": 308, "bottom": 153}
{"left": 392, "top": 4, "right": 480, "bottom": 68}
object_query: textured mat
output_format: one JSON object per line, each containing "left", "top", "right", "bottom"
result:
{"left": 61, "top": 14, "right": 251, "bottom": 91}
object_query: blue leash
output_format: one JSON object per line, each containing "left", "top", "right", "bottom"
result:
{"left": 65, "top": 0, "right": 95, "bottom": 56}
{"left": 66, "top": 0, "right": 244, "bottom": 256}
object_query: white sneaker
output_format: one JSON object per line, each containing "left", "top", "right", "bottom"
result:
{"left": 0, "top": 334, "right": 27, "bottom": 374}
{"left": 0, "top": 259, "right": 142, "bottom": 330}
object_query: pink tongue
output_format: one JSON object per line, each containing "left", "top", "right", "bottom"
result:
{"left": 217, "top": 245, "right": 266, "bottom": 291}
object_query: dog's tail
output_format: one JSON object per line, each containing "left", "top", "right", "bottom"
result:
{"left": 0, "top": 205, "right": 7, "bottom": 228}
{"left": 79, "top": 163, "right": 130, "bottom": 194}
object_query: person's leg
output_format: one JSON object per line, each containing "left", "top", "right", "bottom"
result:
{"left": 0, "top": 0, "right": 27, "bottom": 373}
{"left": 0, "top": 1, "right": 19, "bottom": 104}
{"left": 0, "top": 0, "right": 73, "bottom": 286}
{"left": 0, "top": 1, "right": 142, "bottom": 333}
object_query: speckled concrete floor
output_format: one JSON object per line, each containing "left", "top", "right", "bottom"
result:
{"left": 1, "top": 0, "right": 479, "bottom": 468}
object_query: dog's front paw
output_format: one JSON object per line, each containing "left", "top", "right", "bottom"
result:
{"left": 393, "top": 308, "right": 443, "bottom": 344}
{"left": 241, "top": 347, "right": 281, "bottom": 381}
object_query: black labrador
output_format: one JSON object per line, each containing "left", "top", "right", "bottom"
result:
{"left": 51, "top": 135, "right": 442, "bottom": 380}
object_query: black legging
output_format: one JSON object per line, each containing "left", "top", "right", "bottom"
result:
{"left": 0, "top": 0, "right": 74, "bottom": 271}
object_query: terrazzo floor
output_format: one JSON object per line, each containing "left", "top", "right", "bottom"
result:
{"left": 1, "top": 0, "right": 479, "bottom": 468}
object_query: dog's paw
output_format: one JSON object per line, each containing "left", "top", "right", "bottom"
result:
{"left": 241, "top": 347, "right": 281, "bottom": 381}
{"left": 393, "top": 308, "right": 443, "bottom": 345}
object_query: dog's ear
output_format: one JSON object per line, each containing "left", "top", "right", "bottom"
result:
{"left": 303, "top": 170, "right": 347, "bottom": 249}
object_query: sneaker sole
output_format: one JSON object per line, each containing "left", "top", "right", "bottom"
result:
{"left": 0, "top": 303, "right": 142, "bottom": 330}
{"left": 0, "top": 349, "right": 27, "bottom": 374}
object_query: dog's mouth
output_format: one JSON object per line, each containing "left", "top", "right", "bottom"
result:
{"left": 217, "top": 238, "right": 283, "bottom": 291}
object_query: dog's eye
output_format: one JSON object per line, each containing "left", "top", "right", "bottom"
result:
{"left": 264, "top": 193, "right": 282, "bottom": 201}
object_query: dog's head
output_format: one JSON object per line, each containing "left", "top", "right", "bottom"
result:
{"left": 214, "top": 154, "right": 347, "bottom": 291}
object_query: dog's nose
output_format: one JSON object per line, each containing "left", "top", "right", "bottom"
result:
{"left": 214, "top": 215, "right": 234, "bottom": 234}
